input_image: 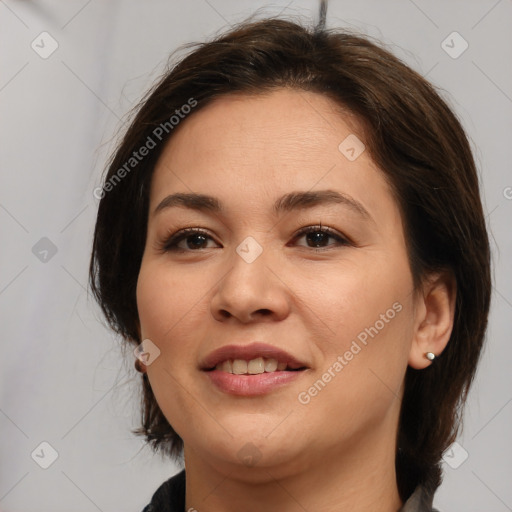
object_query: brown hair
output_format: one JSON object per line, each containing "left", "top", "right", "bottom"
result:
{"left": 89, "top": 16, "right": 491, "bottom": 501}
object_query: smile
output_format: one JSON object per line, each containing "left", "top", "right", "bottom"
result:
{"left": 212, "top": 357, "right": 306, "bottom": 375}
{"left": 200, "top": 342, "right": 309, "bottom": 396}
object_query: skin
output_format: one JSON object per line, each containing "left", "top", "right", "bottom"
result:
{"left": 136, "top": 88, "right": 456, "bottom": 512}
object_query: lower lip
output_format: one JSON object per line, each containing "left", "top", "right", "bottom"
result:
{"left": 203, "top": 369, "right": 305, "bottom": 396}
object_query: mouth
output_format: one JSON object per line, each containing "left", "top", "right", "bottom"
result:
{"left": 199, "top": 342, "right": 309, "bottom": 396}
{"left": 200, "top": 341, "right": 309, "bottom": 374}
{"left": 204, "top": 357, "right": 308, "bottom": 375}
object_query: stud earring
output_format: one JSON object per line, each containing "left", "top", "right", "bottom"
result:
{"left": 135, "top": 358, "right": 147, "bottom": 373}
{"left": 425, "top": 352, "right": 436, "bottom": 361}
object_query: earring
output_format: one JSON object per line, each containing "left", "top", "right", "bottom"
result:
{"left": 425, "top": 352, "right": 436, "bottom": 361}
{"left": 135, "top": 358, "right": 147, "bottom": 373}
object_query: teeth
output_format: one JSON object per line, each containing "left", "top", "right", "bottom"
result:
{"left": 264, "top": 358, "right": 278, "bottom": 372}
{"left": 247, "top": 357, "right": 265, "bottom": 374}
{"left": 215, "top": 357, "right": 288, "bottom": 374}
{"left": 232, "top": 360, "right": 247, "bottom": 374}
{"left": 219, "top": 360, "right": 233, "bottom": 373}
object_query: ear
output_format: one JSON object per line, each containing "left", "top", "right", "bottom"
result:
{"left": 408, "top": 270, "right": 457, "bottom": 369}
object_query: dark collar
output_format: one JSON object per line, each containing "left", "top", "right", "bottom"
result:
{"left": 399, "top": 484, "right": 439, "bottom": 512}
{"left": 142, "top": 470, "right": 439, "bottom": 512}
{"left": 141, "top": 470, "right": 185, "bottom": 512}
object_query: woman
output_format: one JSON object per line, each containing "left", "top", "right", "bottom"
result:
{"left": 89, "top": 13, "right": 491, "bottom": 512}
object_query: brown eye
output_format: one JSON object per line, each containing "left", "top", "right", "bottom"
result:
{"left": 161, "top": 228, "right": 219, "bottom": 252}
{"left": 292, "top": 226, "right": 349, "bottom": 250}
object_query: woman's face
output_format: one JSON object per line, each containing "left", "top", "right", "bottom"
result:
{"left": 136, "top": 88, "right": 419, "bottom": 475}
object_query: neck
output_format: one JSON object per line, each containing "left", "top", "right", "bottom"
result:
{"left": 183, "top": 427, "right": 403, "bottom": 512}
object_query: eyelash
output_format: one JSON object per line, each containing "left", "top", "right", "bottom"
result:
{"left": 158, "top": 224, "right": 351, "bottom": 253}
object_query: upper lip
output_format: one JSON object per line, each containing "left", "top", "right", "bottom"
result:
{"left": 200, "top": 342, "right": 309, "bottom": 371}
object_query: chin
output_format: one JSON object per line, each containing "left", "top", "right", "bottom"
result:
{"left": 192, "top": 425, "right": 306, "bottom": 475}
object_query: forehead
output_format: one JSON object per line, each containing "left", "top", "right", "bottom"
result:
{"left": 149, "top": 89, "right": 397, "bottom": 225}
{"left": 155, "top": 89, "right": 360, "bottom": 168}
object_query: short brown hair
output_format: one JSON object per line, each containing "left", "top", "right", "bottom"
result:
{"left": 89, "top": 17, "right": 491, "bottom": 501}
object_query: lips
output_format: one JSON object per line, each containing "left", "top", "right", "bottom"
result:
{"left": 200, "top": 342, "right": 309, "bottom": 372}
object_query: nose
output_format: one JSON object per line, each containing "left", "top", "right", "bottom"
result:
{"left": 210, "top": 241, "right": 291, "bottom": 324}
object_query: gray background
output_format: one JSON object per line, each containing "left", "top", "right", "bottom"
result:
{"left": 1, "top": 1, "right": 511, "bottom": 511}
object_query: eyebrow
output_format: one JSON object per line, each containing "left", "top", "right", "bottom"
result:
{"left": 153, "top": 189, "right": 373, "bottom": 221}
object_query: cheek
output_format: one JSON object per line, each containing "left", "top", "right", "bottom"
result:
{"left": 136, "top": 265, "right": 167, "bottom": 339}
{"left": 297, "top": 294, "right": 412, "bottom": 448}
{"left": 294, "top": 255, "right": 409, "bottom": 347}
{"left": 296, "top": 254, "right": 413, "bottom": 402}
{"left": 135, "top": 261, "right": 200, "bottom": 435}
{"left": 136, "top": 259, "right": 214, "bottom": 374}
{"left": 136, "top": 260, "right": 192, "bottom": 338}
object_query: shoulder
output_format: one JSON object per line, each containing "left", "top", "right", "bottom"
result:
{"left": 141, "top": 469, "right": 186, "bottom": 512}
